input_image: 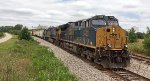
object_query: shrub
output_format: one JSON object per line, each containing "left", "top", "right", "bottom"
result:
{"left": 136, "top": 32, "right": 145, "bottom": 39}
{"left": 0, "top": 32, "right": 4, "bottom": 38}
{"left": 14, "top": 24, "right": 23, "bottom": 30}
{"left": 128, "top": 27, "right": 137, "bottom": 43}
{"left": 143, "top": 27, "right": 150, "bottom": 55}
{"left": 8, "top": 30, "right": 21, "bottom": 35}
{"left": 128, "top": 40, "right": 145, "bottom": 54}
{"left": 18, "top": 27, "right": 32, "bottom": 40}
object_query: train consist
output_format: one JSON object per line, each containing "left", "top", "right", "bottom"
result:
{"left": 32, "top": 15, "right": 130, "bottom": 68}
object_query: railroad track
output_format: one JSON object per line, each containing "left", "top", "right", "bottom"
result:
{"left": 110, "top": 69, "right": 150, "bottom": 81}
{"left": 130, "top": 52, "right": 150, "bottom": 65}
{"left": 84, "top": 59, "right": 150, "bottom": 81}
{"left": 57, "top": 44, "right": 150, "bottom": 81}
{"left": 82, "top": 57, "right": 150, "bottom": 81}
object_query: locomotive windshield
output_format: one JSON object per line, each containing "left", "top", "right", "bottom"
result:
{"left": 92, "top": 19, "right": 106, "bottom": 25}
{"left": 108, "top": 20, "right": 118, "bottom": 25}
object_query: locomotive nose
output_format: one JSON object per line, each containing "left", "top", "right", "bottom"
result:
{"left": 96, "top": 25, "right": 127, "bottom": 50}
{"left": 105, "top": 25, "right": 127, "bottom": 50}
{"left": 105, "top": 25, "right": 118, "bottom": 49}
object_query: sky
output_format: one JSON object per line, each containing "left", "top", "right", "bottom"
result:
{"left": 0, "top": 0, "right": 150, "bottom": 32}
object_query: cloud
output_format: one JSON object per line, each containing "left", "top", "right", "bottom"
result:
{"left": 123, "top": 5, "right": 137, "bottom": 9}
{"left": 0, "top": 8, "right": 35, "bottom": 16}
{"left": 0, "top": 0, "right": 149, "bottom": 32}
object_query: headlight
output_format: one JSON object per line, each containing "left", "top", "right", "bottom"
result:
{"left": 112, "top": 28, "right": 115, "bottom": 32}
{"left": 125, "top": 44, "right": 128, "bottom": 48}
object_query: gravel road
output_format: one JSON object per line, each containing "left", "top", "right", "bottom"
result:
{"left": 34, "top": 37, "right": 116, "bottom": 81}
{"left": 0, "top": 33, "right": 12, "bottom": 44}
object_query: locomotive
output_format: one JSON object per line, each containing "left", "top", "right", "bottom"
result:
{"left": 33, "top": 15, "right": 130, "bottom": 68}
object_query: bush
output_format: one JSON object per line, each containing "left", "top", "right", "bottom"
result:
{"left": 128, "top": 40, "right": 145, "bottom": 54}
{"left": 18, "top": 27, "right": 32, "bottom": 40}
{"left": 143, "top": 27, "right": 150, "bottom": 55}
{"left": 0, "top": 32, "right": 4, "bottom": 38}
{"left": 8, "top": 30, "right": 21, "bottom": 35}
{"left": 136, "top": 32, "right": 145, "bottom": 39}
{"left": 14, "top": 24, "right": 23, "bottom": 30}
{"left": 128, "top": 27, "right": 137, "bottom": 43}
{"left": 0, "top": 24, "right": 23, "bottom": 34}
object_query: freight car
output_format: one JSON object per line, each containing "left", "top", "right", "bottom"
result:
{"left": 34, "top": 15, "right": 130, "bottom": 68}
{"left": 32, "top": 29, "right": 45, "bottom": 39}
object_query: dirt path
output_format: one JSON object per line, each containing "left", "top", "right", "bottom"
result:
{"left": 0, "top": 33, "right": 12, "bottom": 44}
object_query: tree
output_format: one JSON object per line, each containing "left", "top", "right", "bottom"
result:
{"left": 14, "top": 24, "right": 23, "bottom": 30}
{"left": 0, "top": 26, "right": 13, "bottom": 32}
{"left": 143, "top": 27, "right": 150, "bottom": 55}
{"left": 18, "top": 27, "right": 32, "bottom": 40}
{"left": 136, "top": 32, "right": 145, "bottom": 39}
{"left": 128, "top": 27, "right": 137, "bottom": 43}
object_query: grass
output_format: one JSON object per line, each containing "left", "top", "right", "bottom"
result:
{"left": 0, "top": 36, "right": 78, "bottom": 81}
{"left": 128, "top": 39, "right": 146, "bottom": 54}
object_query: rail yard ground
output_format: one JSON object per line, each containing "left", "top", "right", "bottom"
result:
{"left": 0, "top": 35, "right": 77, "bottom": 81}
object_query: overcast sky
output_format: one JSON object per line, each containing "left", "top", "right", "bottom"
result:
{"left": 0, "top": 0, "right": 149, "bottom": 32}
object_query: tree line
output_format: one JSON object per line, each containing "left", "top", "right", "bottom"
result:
{"left": 0, "top": 24, "right": 23, "bottom": 35}
{"left": 0, "top": 24, "right": 32, "bottom": 40}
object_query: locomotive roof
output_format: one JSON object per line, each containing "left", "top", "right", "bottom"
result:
{"left": 74, "top": 15, "right": 118, "bottom": 22}
{"left": 46, "top": 26, "right": 55, "bottom": 30}
{"left": 53, "top": 15, "right": 118, "bottom": 28}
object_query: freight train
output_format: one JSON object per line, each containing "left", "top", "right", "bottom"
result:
{"left": 32, "top": 15, "right": 130, "bottom": 68}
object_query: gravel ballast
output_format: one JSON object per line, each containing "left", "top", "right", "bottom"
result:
{"left": 126, "top": 58, "right": 150, "bottom": 79}
{"left": 34, "top": 37, "right": 117, "bottom": 81}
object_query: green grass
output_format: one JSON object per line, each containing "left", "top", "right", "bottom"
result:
{"left": 128, "top": 39, "right": 145, "bottom": 54}
{"left": 0, "top": 36, "right": 78, "bottom": 81}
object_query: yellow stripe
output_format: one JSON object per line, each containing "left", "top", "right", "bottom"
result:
{"left": 111, "top": 49, "right": 122, "bottom": 50}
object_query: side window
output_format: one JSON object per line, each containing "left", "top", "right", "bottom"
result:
{"left": 75, "top": 22, "right": 78, "bottom": 26}
{"left": 79, "top": 21, "right": 82, "bottom": 26}
{"left": 86, "top": 20, "right": 90, "bottom": 27}
{"left": 84, "top": 21, "right": 86, "bottom": 28}
{"left": 78, "top": 22, "right": 80, "bottom": 26}
{"left": 80, "top": 21, "right": 84, "bottom": 28}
